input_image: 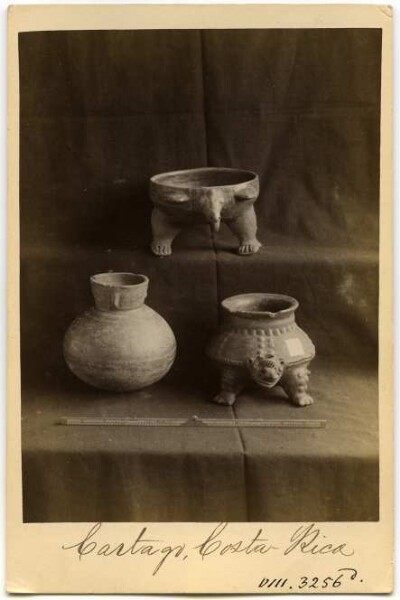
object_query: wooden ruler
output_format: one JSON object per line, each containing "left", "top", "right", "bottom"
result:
{"left": 58, "top": 415, "right": 326, "bottom": 429}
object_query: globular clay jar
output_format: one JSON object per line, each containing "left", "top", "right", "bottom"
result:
{"left": 63, "top": 273, "right": 176, "bottom": 392}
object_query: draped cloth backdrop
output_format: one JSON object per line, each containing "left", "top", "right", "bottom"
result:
{"left": 20, "top": 29, "right": 381, "bottom": 522}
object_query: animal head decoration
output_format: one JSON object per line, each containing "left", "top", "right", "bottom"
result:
{"left": 247, "top": 352, "right": 285, "bottom": 389}
{"left": 152, "top": 185, "right": 258, "bottom": 231}
{"left": 193, "top": 189, "right": 227, "bottom": 232}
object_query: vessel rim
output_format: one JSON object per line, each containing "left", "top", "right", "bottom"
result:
{"left": 221, "top": 293, "right": 299, "bottom": 318}
{"left": 90, "top": 272, "right": 149, "bottom": 288}
{"left": 150, "top": 167, "right": 258, "bottom": 190}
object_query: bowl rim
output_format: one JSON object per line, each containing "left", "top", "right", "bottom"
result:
{"left": 150, "top": 167, "right": 259, "bottom": 189}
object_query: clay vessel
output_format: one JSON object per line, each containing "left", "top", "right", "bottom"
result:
{"left": 63, "top": 273, "right": 176, "bottom": 391}
{"left": 150, "top": 167, "right": 261, "bottom": 256}
{"left": 207, "top": 293, "right": 315, "bottom": 406}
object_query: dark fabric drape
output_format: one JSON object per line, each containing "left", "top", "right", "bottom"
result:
{"left": 19, "top": 29, "right": 380, "bottom": 248}
{"left": 19, "top": 29, "right": 380, "bottom": 522}
{"left": 201, "top": 29, "right": 380, "bottom": 247}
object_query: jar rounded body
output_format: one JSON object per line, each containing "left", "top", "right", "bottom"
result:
{"left": 207, "top": 311, "right": 315, "bottom": 369}
{"left": 63, "top": 273, "right": 176, "bottom": 392}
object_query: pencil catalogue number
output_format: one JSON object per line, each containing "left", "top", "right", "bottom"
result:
{"left": 259, "top": 568, "right": 362, "bottom": 591}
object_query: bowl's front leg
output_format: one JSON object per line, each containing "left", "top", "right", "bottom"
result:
{"left": 226, "top": 205, "right": 261, "bottom": 256}
{"left": 150, "top": 207, "right": 182, "bottom": 257}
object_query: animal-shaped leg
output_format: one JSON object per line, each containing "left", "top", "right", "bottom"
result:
{"left": 281, "top": 363, "right": 313, "bottom": 407}
{"left": 226, "top": 205, "right": 261, "bottom": 255}
{"left": 151, "top": 207, "right": 182, "bottom": 256}
{"left": 212, "top": 365, "right": 244, "bottom": 406}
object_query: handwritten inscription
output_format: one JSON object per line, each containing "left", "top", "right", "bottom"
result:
{"left": 62, "top": 522, "right": 186, "bottom": 574}
{"left": 194, "top": 522, "right": 278, "bottom": 557}
{"left": 62, "top": 522, "right": 354, "bottom": 576}
{"left": 259, "top": 568, "right": 362, "bottom": 591}
{"left": 284, "top": 523, "right": 354, "bottom": 557}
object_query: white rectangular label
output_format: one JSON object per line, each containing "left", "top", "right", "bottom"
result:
{"left": 285, "top": 337, "right": 304, "bottom": 357}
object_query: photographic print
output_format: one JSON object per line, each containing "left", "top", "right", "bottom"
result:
{"left": 7, "top": 4, "right": 393, "bottom": 594}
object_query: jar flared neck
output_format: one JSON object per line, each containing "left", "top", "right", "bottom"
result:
{"left": 224, "top": 311, "right": 296, "bottom": 332}
{"left": 221, "top": 293, "right": 299, "bottom": 322}
{"left": 90, "top": 272, "right": 149, "bottom": 311}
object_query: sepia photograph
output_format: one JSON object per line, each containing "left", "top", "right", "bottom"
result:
{"left": 19, "top": 24, "right": 381, "bottom": 525}
{"left": 6, "top": 2, "right": 395, "bottom": 593}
